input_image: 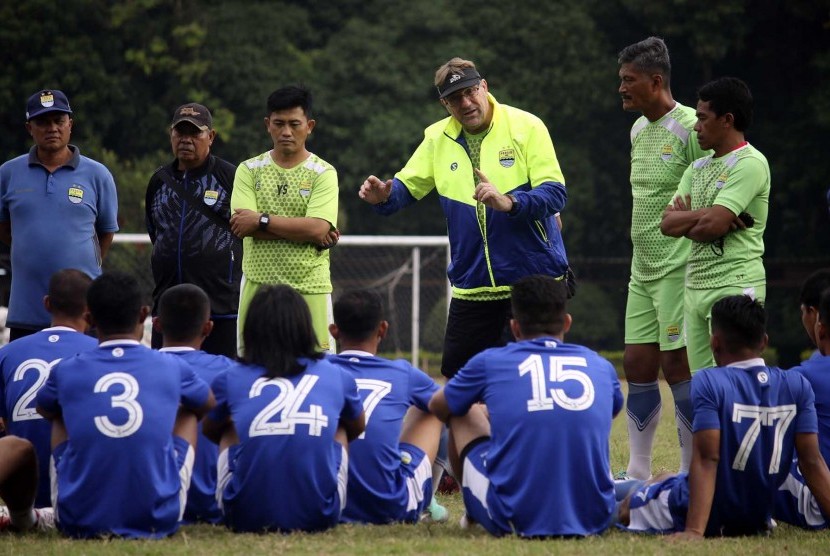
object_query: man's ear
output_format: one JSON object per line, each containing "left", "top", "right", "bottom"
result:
{"left": 562, "top": 313, "right": 573, "bottom": 335}
{"left": 202, "top": 319, "right": 214, "bottom": 339}
{"left": 509, "top": 318, "right": 521, "bottom": 341}
{"left": 377, "top": 320, "right": 389, "bottom": 342}
{"left": 43, "top": 294, "right": 51, "bottom": 312}
{"left": 329, "top": 323, "right": 340, "bottom": 341}
{"left": 152, "top": 316, "right": 163, "bottom": 334}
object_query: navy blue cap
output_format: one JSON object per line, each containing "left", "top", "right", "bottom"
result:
{"left": 26, "top": 89, "right": 72, "bottom": 120}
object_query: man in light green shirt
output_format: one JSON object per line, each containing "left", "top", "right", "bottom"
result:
{"left": 618, "top": 37, "right": 710, "bottom": 480}
{"left": 230, "top": 86, "right": 339, "bottom": 353}
{"left": 661, "top": 77, "right": 769, "bottom": 374}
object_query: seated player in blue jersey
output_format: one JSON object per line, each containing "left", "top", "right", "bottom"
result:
{"left": 774, "top": 281, "right": 830, "bottom": 529}
{"left": 155, "top": 283, "right": 237, "bottom": 525}
{"left": 0, "top": 269, "right": 97, "bottom": 511}
{"left": 429, "top": 274, "right": 624, "bottom": 538}
{"left": 619, "top": 295, "right": 830, "bottom": 539}
{"left": 328, "top": 290, "right": 444, "bottom": 524}
{"left": 202, "top": 285, "right": 365, "bottom": 533}
{"left": 35, "top": 272, "right": 215, "bottom": 539}
{"left": 0, "top": 435, "right": 54, "bottom": 531}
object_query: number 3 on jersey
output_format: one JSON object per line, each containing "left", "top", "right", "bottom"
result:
{"left": 249, "top": 375, "right": 329, "bottom": 437}
{"left": 519, "top": 355, "right": 595, "bottom": 412}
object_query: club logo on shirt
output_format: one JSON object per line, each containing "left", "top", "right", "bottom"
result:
{"left": 450, "top": 162, "right": 458, "bottom": 171}
{"left": 666, "top": 325, "right": 681, "bottom": 343}
{"left": 715, "top": 172, "right": 729, "bottom": 189}
{"left": 757, "top": 371, "right": 768, "bottom": 384}
{"left": 499, "top": 148, "right": 515, "bottom": 168}
{"left": 40, "top": 93, "right": 55, "bottom": 108}
{"left": 68, "top": 187, "right": 84, "bottom": 204}
{"left": 401, "top": 450, "right": 412, "bottom": 465}
{"left": 48, "top": 334, "right": 59, "bottom": 343}
{"left": 661, "top": 144, "right": 673, "bottom": 161}
{"left": 112, "top": 347, "right": 124, "bottom": 358}
{"left": 203, "top": 190, "right": 219, "bottom": 206}
{"left": 299, "top": 180, "right": 312, "bottom": 198}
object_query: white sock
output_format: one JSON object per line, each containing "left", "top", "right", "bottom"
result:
{"left": 626, "top": 380, "right": 662, "bottom": 480}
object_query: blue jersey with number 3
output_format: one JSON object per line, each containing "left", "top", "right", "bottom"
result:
{"left": 35, "top": 340, "right": 210, "bottom": 538}
{"left": 444, "top": 338, "right": 623, "bottom": 537}
{"left": 0, "top": 327, "right": 97, "bottom": 507}
{"left": 209, "top": 357, "right": 363, "bottom": 532}
{"left": 689, "top": 363, "right": 817, "bottom": 536}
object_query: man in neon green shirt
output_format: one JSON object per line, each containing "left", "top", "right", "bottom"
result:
{"left": 359, "top": 57, "right": 569, "bottom": 379}
{"left": 230, "top": 86, "right": 339, "bottom": 353}
{"left": 618, "top": 37, "right": 710, "bottom": 480}
{"left": 661, "top": 77, "right": 769, "bottom": 374}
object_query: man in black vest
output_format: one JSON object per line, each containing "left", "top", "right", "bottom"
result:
{"left": 145, "top": 103, "right": 241, "bottom": 357}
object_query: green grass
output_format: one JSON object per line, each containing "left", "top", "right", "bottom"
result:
{"left": 5, "top": 382, "right": 830, "bottom": 554}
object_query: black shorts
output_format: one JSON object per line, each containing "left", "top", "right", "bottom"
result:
{"left": 440, "top": 297, "right": 513, "bottom": 378}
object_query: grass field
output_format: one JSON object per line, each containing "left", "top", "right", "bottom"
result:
{"left": 5, "top": 382, "right": 830, "bottom": 555}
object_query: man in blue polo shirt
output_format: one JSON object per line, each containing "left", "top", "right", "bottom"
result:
{"left": 0, "top": 89, "right": 119, "bottom": 340}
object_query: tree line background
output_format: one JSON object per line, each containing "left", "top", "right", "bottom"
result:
{"left": 1, "top": 0, "right": 828, "bottom": 362}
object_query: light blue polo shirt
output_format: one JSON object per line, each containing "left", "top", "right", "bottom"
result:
{"left": 0, "top": 145, "right": 118, "bottom": 329}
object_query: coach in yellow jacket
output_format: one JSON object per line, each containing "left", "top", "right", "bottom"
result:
{"left": 359, "top": 57, "right": 569, "bottom": 378}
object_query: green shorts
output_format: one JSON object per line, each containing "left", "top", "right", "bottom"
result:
{"left": 237, "top": 275, "right": 334, "bottom": 356}
{"left": 685, "top": 284, "right": 766, "bottom": 373}
{"left": 624, "top": 268, "right": 686, "bottom": 351}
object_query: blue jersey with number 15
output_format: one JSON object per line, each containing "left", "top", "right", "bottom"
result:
{"left": 444, "top": 338, "right": 623, "bottom": 537}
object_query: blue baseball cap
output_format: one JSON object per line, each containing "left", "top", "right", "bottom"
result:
{"left": 26, "top": 89, "right": 72, "bottom": 121}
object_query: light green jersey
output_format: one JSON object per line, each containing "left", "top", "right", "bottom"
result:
{"left": 629, "top": 103, "right": 709, "bottom": 282}
{"left": 676, "top": 143, "right": 769, "bottom": 290}
{"left": 231, "top": 152, "right": 338, "bottom": 293}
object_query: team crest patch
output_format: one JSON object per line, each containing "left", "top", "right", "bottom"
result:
{"left": 757, "top": 371, "right": 768, "bottom": 384}
{"left": 499, "top": 148, "right": 515, "bottom": 168}
{"left": 203, "top": 190, "right": 219, "bottom": 206}
{"left": 68, "top": 187, "right": 84, "bottom": 204}
{"left": 661, "top": 144, "right": 673, "bottom": 161}
{"left": 450, "top": 162, "right": 458, "bottom": 171}
{"left": 299, "top": 180, "right": 312, "bottom": 198}
{"left": 715, "top": 172, "right": 729, "bottom": 189}
{"left": 40, "top": 93, "right": 55, "bottom": 108}
{"left": 666, "top": 325, "right": 681, "bottom": 343}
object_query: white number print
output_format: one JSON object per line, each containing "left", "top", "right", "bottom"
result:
{"left": 249, "top": 375, "right": 329, "bottom": 437}
{"left": 519, "top": 355, "right": 595, "bottom": 412}
{"left": 731, "top": 403, "right": 797, "bottom": 473}
{"left": 11, "top": 358, "right": 61, "bottom": 422}
{"left": 94, "top": 372, "right": 144, "bottom": 438}
{"left": 355, "top": 379, "right": 392, "bottom": 439}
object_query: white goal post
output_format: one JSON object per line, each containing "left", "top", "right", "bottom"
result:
{"left": 113, "top": 234, "right": 451, "bottom": 369}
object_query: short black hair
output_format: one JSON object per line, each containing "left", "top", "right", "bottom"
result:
{"left": 158, "top": 284, "right": 210, "bottom": 343}
{"left": 266, "top": 85, "right": 312, "bottom": 118}
{"left": 710, "top": 295, "right": 767, "bottom": 352}
{"left": 800, "top": 269, "right": 830, "bottom": 309}
{"left": 47, "top": 268, "right": 92, "bottom": 317}
{"left": 819, "top": 287, "right": 830, "bottom": 327}
{"left": 333, "top": 290, "right": 384, "bottom": 341}
{"left": 243, "top": 285, "right": 322, "bottom": 378}
{"left": 618, "top": 36, "right": 672, "bottom": 87}
{"left": 698, "top": 77, "right": 753, "bottom": 132}
{"left": 511, "top": 275, "right": 568, "bottom": 337}
{"left": 87, "top": 272, "right": 144, "bottom": 335}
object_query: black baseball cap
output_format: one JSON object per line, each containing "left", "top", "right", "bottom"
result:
{"left": 436, "top": 67, "right": 482, "bottom": 99}
{"left": 171, "top": 103, "right": 212, "bottom": 130}
{"left": 26, "top": 89, "right": 72, "bottom": 120}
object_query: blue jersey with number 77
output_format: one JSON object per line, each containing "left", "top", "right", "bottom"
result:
{"left": 444, "top": 337, "right": 623, "bottom": 537}
{"left": 689, "top": 362, "right": 817, "bottom": 535}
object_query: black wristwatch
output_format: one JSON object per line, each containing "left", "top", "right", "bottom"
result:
{"left": 507, "top": 194, "right": 520, "bottom": 215}
{"left": 258, "top": 213, "right": 270, "bottom": 231}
